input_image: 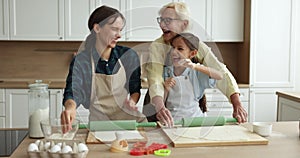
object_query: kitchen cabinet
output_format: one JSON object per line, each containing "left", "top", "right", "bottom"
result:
{"left": 9, "top": 0, "right": 64, "bottom": 41}
{"left": 205, "top": 88, "right": 249, "bottom": 119}
{"left": 182, "top": 0, "right": 244, "bottom": 42}
{"left": 5, "top": 89, "right": 63, "bottom": 128}
{"left": 276, "top": 91, "right": 300, "bottom": 121}
{"left": 64, "top": 0, "right": 94, "bottom": 41}
{"left": 7, "top": 0, "right": 171, "bottom": 41}
{"left": 96, "top": 0, "right": 172, "bottom": 41}
{"left": 123, "top": 0, "right": 172, "bottom": 41}
{"left": 0, "top": 89, "right": 5, "bottom": 128}
{"left": 9, "top": 0, "right": 93, "bottom": 41}
{"left": 249, "top": 0, "right": 297, "bottom": 122}
{"left": 4, "top": 0, "right": 244, "bottom": 41}
{"left": 0, "top": 0, "right": 9, "bottom": 40}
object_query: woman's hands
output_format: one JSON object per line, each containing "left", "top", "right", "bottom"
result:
{"left": 123, "top": 97, "right": 138, "bottom": 111}
{"left": 231, "top": 93, "right": 248, "bottom": 123}
{"left": 61, "top": 99, "right": 77, "bottom": 133}
{"left": 152, "top": 96, "right": 174, "bottom": 127}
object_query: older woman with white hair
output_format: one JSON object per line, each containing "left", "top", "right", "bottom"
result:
{"left": 144, "top": 2, "right": 247, "bottom": 126}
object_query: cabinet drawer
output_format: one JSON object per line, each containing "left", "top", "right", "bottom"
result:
{"left": 204, "top": 88, "right": 249, "bottom": 102}
{"left": 0, "top": 117, "right": 5, "bottom": 128}
{"left": 207, "top": 108, "right": 234, "bottom": 117}
{"left": 206, "top": 102, "right": 249, "bottom": 118}
{"left": 0, "top": 89, "right": 4, "bottom": 102}
{"left": 0, "top": 102, "right": 4, "bottom": 116}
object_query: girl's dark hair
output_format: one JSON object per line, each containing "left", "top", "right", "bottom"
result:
{"left": 85, "top": 5, "right": 125, "bottom": 50}
{"left": 170, "top": 33, "right": 202, "bottom": 64}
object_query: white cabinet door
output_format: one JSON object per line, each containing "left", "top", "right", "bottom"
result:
{"left": 0, "top": 89, "right": 5, "bottom": 128}
{"left": 249, "top": 0, "right": 296, "bottom": 88}
{"left": 205, "top": 88, "right": 249, "bottom": 119}
{"left": 64, "top": 0, "right": 94, "bottom": 41}
{"left": 49, "top": 89, "right": 63, "bottom": 120}
{"left": 9, "top": 0, "right": 64, "bottom": 40}
{"left": 0, "top": 0, "right": 9, "bottom": 40}
{"left": 182, "top": 0, "right": 207, "bottom": 41}
{"left": 5, "top": 89, "right": 63, "bottom": 128}
{"left": 0, "top": 117, "right": 5, "bottom": 128}
{"left": 182, "top": 0, "right": 244, "bottom": 42}
{"left": 211, "top": 0, "right": 244, "bottom": 41}
{"left": 249, "top": 88, "right": 294, "bottom": 122}
{"left": 277, "top": 97, "right": 300, "bottom": 121}
{"left": 5, "top": 89, "right": 29, "bottom": 128}
{"left": 124, "top": 0, "right": 172, "bottom": 41}
{"left": 249, "top": 0, "right": 296, "bottom": 122}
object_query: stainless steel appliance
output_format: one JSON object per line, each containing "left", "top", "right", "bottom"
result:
{"left": 0, "top": 129, "right": 28, "bottom": 157}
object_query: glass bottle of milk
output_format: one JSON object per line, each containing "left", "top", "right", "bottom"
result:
{"left": 28, "top": 80, "right": 50, "bottom": 138}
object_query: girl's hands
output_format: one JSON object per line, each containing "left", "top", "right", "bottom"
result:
{"left": 178, "top": 59, "right": 195, "bottom": 69}
{"left": 164, "top": 77, "right": 176, "bottom": 92}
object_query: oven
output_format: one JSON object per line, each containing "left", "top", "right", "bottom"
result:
{"left": 0, "top": 129, "right": 28, "bottom": 157}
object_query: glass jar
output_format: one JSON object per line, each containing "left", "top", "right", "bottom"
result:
{"left": 28, "top": 80, "right": 50, "bottom": 138}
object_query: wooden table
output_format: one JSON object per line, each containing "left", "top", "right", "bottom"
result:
{"left": 10, "top": 121, "right": 300, "bottom": 158}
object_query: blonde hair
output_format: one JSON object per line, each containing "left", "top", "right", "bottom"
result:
{"left": 158, "top": 2, "right": 191, "bottom": 30}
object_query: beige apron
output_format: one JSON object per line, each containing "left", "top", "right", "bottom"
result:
{"left": 89, "top": 55, "right": 146, "bottom": 122}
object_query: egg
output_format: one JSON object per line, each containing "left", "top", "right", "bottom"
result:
{"left": 56, "top": 142, "right": 62, "bottom": 147}
{"left": 28, "top": 143, "right": 39, "bottom": 152}
{"left": 38, "top": 140, "right": 44, "bottom": 151}
{"left": 50, "top": 145, "right": 61, "bottom": 153}
{"left": 44, "top": 141, "right": 51, "bottom": 150}
{"left": 72, "top": 142, "right": 78, "bottom": 153}
{"left": 34, "top": 140, "right": 41, "bottom": 146}
{"left": 61, "top": 145, "right": 73, "bottom": 153}
{"left": 77, "top": 143, "right": 88, "bottom": 153}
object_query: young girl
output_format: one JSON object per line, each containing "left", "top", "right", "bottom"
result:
{"left": 163, "top": 33, "right": 223, "bottom": 121}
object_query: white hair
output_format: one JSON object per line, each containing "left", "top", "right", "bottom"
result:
{"left": 158, "top": 2, "right": 192, "bottom": 31}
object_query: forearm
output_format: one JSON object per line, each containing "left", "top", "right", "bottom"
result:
{"left": 193, "top": 63, "right": 223, "bottom": 80}
{"left": 146, "top": 62, "right": 165, "bottom": 100}
{"left": 216, "top": 71, "right": 240, "bottom": 101}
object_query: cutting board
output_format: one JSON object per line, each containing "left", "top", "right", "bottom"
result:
{"left": 161, "top": 125, "right": 268, "bottom": 147}
{"left": 86, "top": 129, "right": 147, "bottom": 144}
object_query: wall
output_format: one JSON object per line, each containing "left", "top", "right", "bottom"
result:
{"left": 0, "top": 41, "right": 244, "bottom": 84}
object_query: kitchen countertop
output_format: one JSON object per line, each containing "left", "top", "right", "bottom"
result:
{"left": 276, "top": 91, "right": 300, "bottom": 103}
{"left": 0, "top": 79, "right": 66, "bottom": 89}
{"left": 10, "top": 121, "right": 300, "bottom": 158}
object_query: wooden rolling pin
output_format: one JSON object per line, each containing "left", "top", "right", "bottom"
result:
{"left": 174, "top": 116, "right": 237, "bottom": 127}
{"left": 89, "top": 120, "right": 157, "bottom": 131}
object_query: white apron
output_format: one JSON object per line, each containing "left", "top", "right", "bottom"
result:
{"left": 89, "top": 55, "right": 146, "bottom": 122}
{"left": 165, "top": 69, "right": 204, "bottom": 121}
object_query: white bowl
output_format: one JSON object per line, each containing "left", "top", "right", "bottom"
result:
{"left": 40, "top": 118, "right": 79, "bottom": 140}
{"left": 253, "top": 122, "right": 272, "bottom": 137}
